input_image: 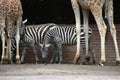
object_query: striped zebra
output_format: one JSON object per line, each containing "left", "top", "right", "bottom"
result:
{"left": 11, "top": 23, "right": 58, "bottom": 64}
{"left": 41, "top": 25, "right": 96, "bottom": 64}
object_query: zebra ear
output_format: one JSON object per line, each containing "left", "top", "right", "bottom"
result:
{"left": 39, "top": 43, "right": 51, "bottom": 47}
{"left": 23, "top": 19, "right": 28, "bottom": 24}
{"left": 45, "top": 44, "right": 51, "bottom": 47}
{"left": 39, "top": 43, "right": 43, "bottom": 47}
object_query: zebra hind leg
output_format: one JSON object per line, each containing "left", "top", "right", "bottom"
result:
{"left": 31, "top": 44, "right": 39, "bottom": 64}
{"left": 52, "top": 41, "right": 62, "bottom": 64}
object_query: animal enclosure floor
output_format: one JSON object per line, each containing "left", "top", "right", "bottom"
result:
{"left": 0, "top": 64, "right": 120, "bottom": 80}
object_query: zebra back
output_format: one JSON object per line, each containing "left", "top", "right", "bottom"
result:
{"left": 11, "top": 23, "right": 59, "bottom": 53}
{"left": 20, "top": 23, "right": 58, "bottom": 44}
{"left": 44, "top": 24, "right": 93, "bottom": 45}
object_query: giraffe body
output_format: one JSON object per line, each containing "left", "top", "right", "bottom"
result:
{"left": 71, "top": 0, "right": 120, "bottom": 65}
{"left": 0, "top": 0, "right": 23, "bottom": 64}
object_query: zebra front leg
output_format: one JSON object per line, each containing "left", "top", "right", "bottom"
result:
{"left": 58, "top": 43, "right": 62, "bottom": 64}
{"left": 11, "top": 52, "right": 16, "bottom": 64}
{"left": 50, "top": 51, "right": 55, "bottom": 64}
{"left": 52, "top": 40, "right": 62, "bottom": 64}
{"left": 81, "top": 45, "right": 88, "bottom": 65}
{"left": 21, "top": 47, "right": 27, "bottom": 64}
{"left": 31, "top": 44, "right": 39, "bottom": 64}
{"left": 54, "top": 41, "right": 62, "bottom": 64}
{"left": 89, "top": 44, "right": 96, "bottom": 65}
{"left": 51, "top": 42, "right": 59, "bottom": 64}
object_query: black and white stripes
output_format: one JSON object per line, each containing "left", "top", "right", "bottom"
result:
{"left": 44, "top": 25, "right": 92, "bottom": 45}
{"left": 20, "top": 23, "right": 58, "bottom": 44}
{"left": 11, "top": 23, "right": 58, "bottom": 64}
{"left": 11, "top": 23, "right": 96, "bottom": 64}
{"left": 42, "top": 25, "right": 96, "bottom": 64}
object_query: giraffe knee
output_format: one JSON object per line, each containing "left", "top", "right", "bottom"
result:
{"left": 99, "top": 26, "right": 107, "bottom": 37}
{"left": 110, "top": 26, "right": 116, "bottom": 35}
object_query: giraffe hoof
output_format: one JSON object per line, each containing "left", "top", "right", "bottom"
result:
{"left": 16, "top": 60, "right": 21, "bottom": 64}
{"left": 98, "top": 62, "right": 105, "bottom": 66}
{"left": 73, "top": 55, "right": 80, "bottom": 64}
{"left": 1, "top": 58, "right": 7, "bottom": 64}
{"left": 1, "top": 60, "right": 4, "bottom": 64}
{"left": 73, "top": 60, "right": 79, "bottom": 64}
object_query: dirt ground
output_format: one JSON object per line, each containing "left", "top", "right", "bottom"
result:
{"left": 0, "top": 64, "right": 120, "bottom": 80}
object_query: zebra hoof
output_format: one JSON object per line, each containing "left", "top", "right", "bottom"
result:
{"left": 35, "top": 61, "right": 39, "bottom": 64}
{"left": 93, "top": 61, "right": 96, "bottom": 65}
{"left": 44, "top": 63, "right": 47, "bottom": 65}
{"left": 81, "top": 61, "right": 86, "bottom": 65}
{"left": 116, "top": 61, "right": 120, "bottom": 66}
{"left": 85, "top": 56, "right": 90, "bottom": 63}
{"left": 49, "top": 61, "right": 54, "bottom": 64}
{"left": 21, "top": 61, "right": 24, "bottom": 64}
{"left": 58, "top": 61, "right": 62, "bottom": 64}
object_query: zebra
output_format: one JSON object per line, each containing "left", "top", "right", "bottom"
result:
{"left": 11, "top": 22, "right": 58, "bottom": 64}
{"left": 41, "top": 25, "right": 96, "bottom": 64}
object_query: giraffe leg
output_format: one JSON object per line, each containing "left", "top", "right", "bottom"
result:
{"left": 15, "top": 16, "right": 22, "bottom": 64}
{"left": 7, "top": 22, "right": 15, "bottom": 64}
{"left": 1, "top": 28, "right": 6, "bottom": 64}
{"left": 82, "top": 8, "right": 90, "bottom": 63}
{"left": 6, "top": 37, "right": 12, "bottom": 64}
{"left": 105, "top": 1, "right": 120, "bottom": 64}
{"left": 71, "top": 0, "right": 81, "bottom": 64}
{"left": 15, "top": 33, "right": 20, "bottom": 64}
{"left": 110, "top": 25, "right": 120, "bottom": 64}
{"left": 96, "top": 20, "right": 107, "bottom": 66}
{"left": 89, "top": 3, "right": 107, "bottom": 66}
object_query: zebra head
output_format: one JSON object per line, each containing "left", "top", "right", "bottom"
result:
{"left": 39, "top": 43, "right": 50, "bottom": 62}
{"left": 19, "top": 19, "right": 27, "bottom": 39}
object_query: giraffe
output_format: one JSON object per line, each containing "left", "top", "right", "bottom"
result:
{"left": 71, "top": 0, "right": 120, "bottom": 65}
{"left": 0, "top": 0, "right": 23, "bottom": 64}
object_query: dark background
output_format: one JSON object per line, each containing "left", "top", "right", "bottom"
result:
{"left": 21, "top": 0, "right": 120, "bottom": 25}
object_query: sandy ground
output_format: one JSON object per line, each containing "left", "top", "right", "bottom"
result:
{"left": 0, "top": 64, "right": 120, "bottom": 80}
